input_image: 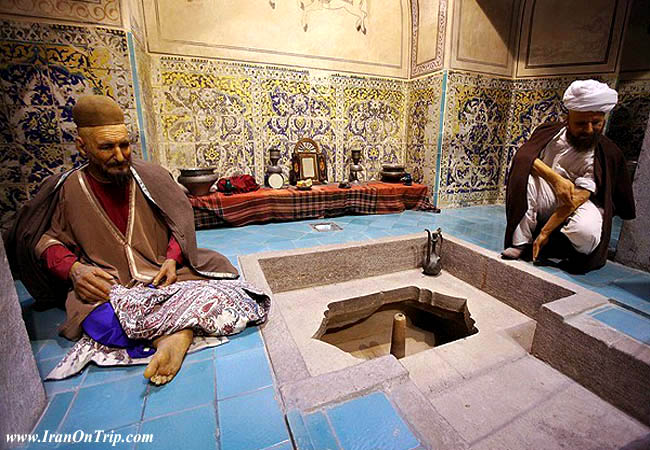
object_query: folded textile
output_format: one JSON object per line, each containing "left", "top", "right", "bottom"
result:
{"left": 217, "top": 175, "right": 259, "bottom": 194}
{"left": 46, "top": 279, "right": 270, "bottom": 379}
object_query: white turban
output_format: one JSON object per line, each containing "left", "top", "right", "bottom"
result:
{"left": 563, "top": 79, "right": 618, "bottom": 113}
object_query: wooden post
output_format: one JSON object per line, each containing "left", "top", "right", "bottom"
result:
{"left": 390, "top": 312, "right": 406, "bottom": 359}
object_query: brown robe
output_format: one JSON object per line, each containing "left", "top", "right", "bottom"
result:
{"left": 5, "top": 159, "right": 238, "bottom": 339}
{"left": 505, "top": 122, "right": 636, "bottom": 273}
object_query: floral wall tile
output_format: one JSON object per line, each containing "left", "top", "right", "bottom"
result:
{"left": 0, "top": 18, "right": 135, "bottom": 231}
{"left": 0, "top": 146, "right": 22, "bottom": 183}
{"left": 608, "top": 79, "right": 650, "bottom": 162}
{"left": 0, "top": 184, "right": 27, "bottom": 234}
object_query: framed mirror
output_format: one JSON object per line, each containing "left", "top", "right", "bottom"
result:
{"left": 289, "top": 138, "right": 328, "bottom": 185}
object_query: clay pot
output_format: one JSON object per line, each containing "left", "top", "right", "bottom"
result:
{"left": 177, "top": 167, "right": 219, "bottom": 196}
{"left": 380, "top": 170, "right": 406, "bottom": 183}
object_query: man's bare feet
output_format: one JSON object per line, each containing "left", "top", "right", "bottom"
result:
{"left": 144, "top": 329, "right": 193, "bottom": 385}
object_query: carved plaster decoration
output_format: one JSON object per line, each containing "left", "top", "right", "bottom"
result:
{"left": 270, "top": 0, "right": 369, "bottom": 34}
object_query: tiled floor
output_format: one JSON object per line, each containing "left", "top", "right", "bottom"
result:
{"left": 17, "top": 205, "right": 650, "bottom": 449}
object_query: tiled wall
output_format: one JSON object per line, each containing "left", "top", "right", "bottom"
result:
{"left": 0, "top": 19, "right": 140, "bottom": 233}
{"left": 406, "top": 72, "right": 444, "bottom": 189}
{"left": 609, "top": 78, "right": 650, "bottom": 163}
{"left": 438, "top": 72, "right": 512, "bottom": 207}
{"left": 151, "top": 57, "right": 407, "bottom": 184}
{"left": 409, "top": 72, "right": 627, "bottom": 208}
{"left": 1, "top": 17, "right": 648, "bottom": 231}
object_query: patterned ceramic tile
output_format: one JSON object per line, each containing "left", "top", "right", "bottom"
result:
{"left": 0, "top": 41, "right": 46, "bottom": 65}
{"left": 0, "top": 64, "right": 54, "bottom": 107}
{"left": 0, "top": 0, "right": 122, "bottom": 27}
{"left": 44, "top": 44, "right": 90, "bottom": 68}
{"left": 439, "top": 71, "right": 512, "bottom": 207}
{"left": 0, "top": 106, "right": 13, "bottom": 143}
{"left": 42, "top": 23, "right": 91, "bottom": 46}
{"left": 196, "top": 141, "right": 255, "bottom": 178}
{"left": 165, "top": 143, "right": 197, "bottom": 177}
{"left": 9, "top": 106, "right": 61, "bottom": 144}
{"left": 0, "top": 146, "right": 22, "bottom": 184}
{"left": 342, "top": 85, "right": 405, "bottom": 180}
{"left": 262, "top": 79, "right": 311, "bottom": 117}
{"left": 0, "top": 19, "right": 43, "bottom": 42}
{"left": 63, "top": 143, "right": 84, "bottom": 169}
{"left": 88, "top": 69, "right": 134, "bottom": 110}
{"left": 18, "top": 144, "right": 66, "bottom": 184}
{"left": 0, "top": 183, "right": 27, "bottom": 234}
{"left": 160, "top": 114, "right": 195, "bottom": 143}
{"left": 0, "top": 19, "right": 136, "bottom": 231}
{"left": 195, "top": 114, "right": 254, "bottom": 142}
{"left": 608, "top": 79, "right": 650, "bottom": 161}
{"left": 46, "top": 64, "right": 96, "bottom": 110}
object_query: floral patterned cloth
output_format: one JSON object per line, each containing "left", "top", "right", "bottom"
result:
{"left": 46, "top": 280, "right": 270, "bottom": 380}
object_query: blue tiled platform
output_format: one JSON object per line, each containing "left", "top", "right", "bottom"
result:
{"left": 16, "top": 205, "right": 650, "bottom": 448}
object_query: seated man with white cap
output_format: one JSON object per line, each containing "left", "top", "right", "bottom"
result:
{"left": 503, "top": 79, "right": 636, "bottom": 273}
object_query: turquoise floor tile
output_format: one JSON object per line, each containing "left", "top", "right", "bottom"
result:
{"left": 265, "top": 240, "right": 299, "bottom": 252}
{"left": 144, "top": 359, "right": 215, "bottom": 419}
{"left": 599, "top": 279, "right": 650, "bottom": 317}
{"left": 140, "top": 406, "right": 217, "bottom": 450}
{"left": 286, "top": 410, "right": 312, "bottom": 449}
{"left": 61, "top": 376, "right": 147, "bottom": 433}
{"left": 266, "top": 228, "right": 307, "bottom": 240}
{"left": 215, "top": 347, "right": 273, "bottom": 398}
{"left": 37, "top": 357, "right": 86, "bottom": 397}
{"left": 35, "top": 338, "right": 75, "bottom": 361}
{"left": 297, "top": 232, "right": 324, "bottom": 241}
{"left": 33, "top": 391, "right": 75, "bottom": 435}
{"left": 327, "top": 392, "right": 419, "bottom": 450}
{"left": 184, "top": 345, "right": 217, "bottom": 363}
{"left": 264, "top": 441, "right": 293, "bottom": 450}
{"left": 23, "top": 307, "right": 66, "bottom": 341}
{"left": 348, "top": 216, "right": 375, "bottom": 224}
{"left": 218, "top": 387, "right": 289, "bottom": 449}
{"left": 82, "top": 363, "right": 145, "bottom": 387}
{"left": 214, "top": 326, "right": 263, "bottom": 357}
{"left": 31, "top": 341, "right": 45, "bottom": 358}
{"left": 569, "top": 262, "right": 645, "bottom": 287}
{"left": 15, "top": 280, "right": 33, "bottom": 306}
{"left": 363, "top": 229, "right": 394, "bottom": 239}
{"left": 89, "top": 424, "right": 139, "bottom": 450}
{"left": 304, "top": 411, "right": 340, "bottom": 450}
{"left": 591, "top": 307, "right": 650, "bottom": 344}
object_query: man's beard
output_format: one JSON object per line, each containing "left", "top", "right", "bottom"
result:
{"left": 101, "top": 165, "right": 132, "bottom": 186}
{"left": 567, "top": 130, "right": 600, "bottom": 151}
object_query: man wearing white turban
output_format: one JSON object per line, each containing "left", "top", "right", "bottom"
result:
{"left": 503, "top": 80, "right": 635, "bottom": 273}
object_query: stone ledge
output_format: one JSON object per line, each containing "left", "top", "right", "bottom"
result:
{"left": 533, "top": 302, "right": 650, "bottom": 426}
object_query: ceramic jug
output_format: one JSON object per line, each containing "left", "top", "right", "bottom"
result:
{"left": 423, "top": 228, "right": 443, "bottom": 276}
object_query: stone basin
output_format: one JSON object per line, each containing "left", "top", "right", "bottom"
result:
{"left": 240, "top": 232, "right": 650, "bottom": 446}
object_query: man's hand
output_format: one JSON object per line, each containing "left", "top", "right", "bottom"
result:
{"left": 69, "top": 262, "right": 116, "bottom": 304}
{"left": 532, "top": 187, "right": 592, "bottom": 261}
{"left": 152, "top": 259, "right": 177, "bottom": 287}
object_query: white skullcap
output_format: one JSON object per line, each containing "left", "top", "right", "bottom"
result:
{"left": 563, "top": 79, "right": 618, "bottom": 113}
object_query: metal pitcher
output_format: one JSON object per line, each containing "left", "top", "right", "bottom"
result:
{"left": 423, "top": 228, "right": 443, "bottom": 276}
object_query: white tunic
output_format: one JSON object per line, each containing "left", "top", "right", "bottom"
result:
{"left": 512, "top": 127, "right": 603, "bottom": 254}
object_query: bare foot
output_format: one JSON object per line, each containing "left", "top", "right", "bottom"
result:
{"left": 144, "top": 329, "right": 193, "bottom": 385}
